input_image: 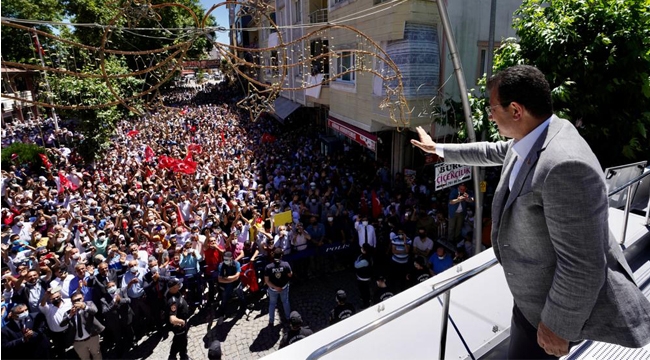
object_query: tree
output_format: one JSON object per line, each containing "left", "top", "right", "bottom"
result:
{"left": 64, "top": 0, "right": 217, "bottom": 63}
{"left": 0, "top": 0, "right": 65, "bottom": 62}
{"left": 513, "top": 0, "right": 650, "bottom": 167}
{"left": 45, "top": 55, "right": 144, "bottom": 162}
{"left": 439, "top": 0, "right": 650, "bottom": 168}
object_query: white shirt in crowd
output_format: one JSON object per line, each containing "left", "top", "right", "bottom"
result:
{"left": 39, "top": 298, "right": 73, "bottom": 332}
{"left": 354, "top": 221, "right": 377, "bottom": 248}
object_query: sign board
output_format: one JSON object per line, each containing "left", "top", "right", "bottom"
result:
{"left": 272, "top": 211, "right": 292, "bottom": 227}
{"left": 434, "top": 163, "right": 472, "bottom": 191}
{"left": 480, "top": 181, "right": 487, "bottom": 193}
{"left": 327, "top": 117, "right": 377, "bottom": 152}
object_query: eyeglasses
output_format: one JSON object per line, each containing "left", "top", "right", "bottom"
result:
{"left": 485, "top": 103, "right": 510, "bottom": 116}
{"left": 71, "top": 298, "right": 83, "bottom": 303}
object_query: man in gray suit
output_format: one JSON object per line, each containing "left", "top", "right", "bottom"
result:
{"left": 412, "top": 65, "right": 650, "bottom": 358}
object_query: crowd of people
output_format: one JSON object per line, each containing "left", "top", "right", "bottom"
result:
{"left": 1, "top": 81, "right": 491, "bottom": 359}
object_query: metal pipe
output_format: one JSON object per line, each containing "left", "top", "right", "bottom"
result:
{"left": 438, "top": 291, "right": 451, "bottom": 360}
{"left": 486, "top": 0, "right": 497, "bottom": 79}
{"left": 435, "top": 0, "right": 483, "bottom": 255}
{"left": 607, "top": 170, "right": 650, "bottom": 197}
{"left": 645, "top": 191, "right": 650, "bottom": 226}
{"left": 306, "top": 258, "right": 499, "bottom": 360}
{"left": 620, "top": 186, "right": 634, "bottom": 245}
{"left": 31, "top": 29, "right": 59, "bottom": 131}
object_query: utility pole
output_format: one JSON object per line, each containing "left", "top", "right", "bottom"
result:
{"left": 435, "top": 0, "right": 483, "bottom": 256}
{"left": 31, "top": 28, "right": 59, "bottom": 131}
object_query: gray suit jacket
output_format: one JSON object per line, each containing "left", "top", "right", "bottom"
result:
{"left": 442, "top": 115, "right": 650, "bottom": 347}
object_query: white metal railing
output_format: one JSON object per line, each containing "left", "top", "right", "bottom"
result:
{"left": 306, "top": 258, "right": 499, "bottom": 360}
{"left": 306, "top": 164, "right": 649, "bottom": 360}
{"left": 309, "top": 9, "right": 328, "bottom": 23}
{"left": 607, "top": 169, "right": 650, "bottom": 244}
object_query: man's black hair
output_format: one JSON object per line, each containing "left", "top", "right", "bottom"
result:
{"left": 487, "top": 65, "right": 553, "bottom": 120}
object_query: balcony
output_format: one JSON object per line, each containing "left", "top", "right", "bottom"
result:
{"left": 309, "top": 9, "right": 328, "bottom": 23}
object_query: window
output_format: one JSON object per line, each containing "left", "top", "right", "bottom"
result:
{"left": 295, "top": 0, "right": 302, "bottom": 23}
{"left": 270, "top": 13, "right": 277, "bottom": 33}
{"left": 271, "top": 50, "right": 279, "bottom": 76}
{"left": 476, "top": 41, "right": 500, "bottom": 83}
{"left": 336, "top": 51, "right": 355, "bottom": 83}
{"left": 310, "top": 40, "right": 329, "bottom": 79}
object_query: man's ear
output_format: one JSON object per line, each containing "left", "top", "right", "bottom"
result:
{"left": 510, "top": 102, "right": 525, "bottom": 121}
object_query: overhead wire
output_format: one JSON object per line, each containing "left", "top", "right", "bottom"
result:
{"left": 0, "top": 0, "right": 407, "bottom": 33}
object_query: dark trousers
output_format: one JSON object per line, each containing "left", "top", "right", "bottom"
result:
{"left": 48, "top": 329, "right": 69, "bottom": 359}
{"left": 217, "top": 282, "right": 246, "bottom": 317}
{"left": 130, "top": 296, "right": 152, "bottom": 335}
{"left": 168, "top": 333, "right": 188, "bottom": 360}
{"left": 357, "top": 279, "right": 371, "bottom": 308}
{"left": 509, "top": 304, "right": 577, "bottom": 360}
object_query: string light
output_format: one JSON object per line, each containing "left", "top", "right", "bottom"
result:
{"left": 1, "top": 0, "right": 411, "bottom": 128}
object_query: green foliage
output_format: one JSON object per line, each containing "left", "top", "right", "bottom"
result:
{"left": 434, "top": 77, "right": 502, "bottom": 143}
{"left": 512, "top": 0, "right": 650, "bottom": 167}
{"left": 0, "top": 0, "right": 65, "bottom": 62}
{"left": 438, "top": 0, "right": 650, "bottom": 167}
{"left": 46, "top": 55, "right": 144, "bottom": 162}
{"left": 65, "top": 0, "right": 216, "bottom": 60}
{"left": 1, "top": 143, "right": 47, "bottom": 173}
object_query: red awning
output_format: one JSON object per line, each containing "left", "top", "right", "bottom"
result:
{"left": 327, "top": 116, "right": 377, "bottom": 152}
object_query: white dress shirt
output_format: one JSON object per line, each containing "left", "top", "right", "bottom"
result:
{"left": 509, "top": 117, "right": 551, "bottom": 190}
{"left": 355, "top": 222, "right": 377, "bottom": 248}
{"left": 39, "top": 299, "right": 72, "bottom": 332}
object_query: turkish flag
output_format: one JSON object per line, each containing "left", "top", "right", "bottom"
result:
{"left": 144, "top": 146, "right": 155, "bottom": 162}
{"left": 38, "top": 153, "right": 52, "bottom": 170}
{"left": 371, "top": 190, "right": 382, "bottom": 219}
{"left": 240, "top": 262, "right": 259, "bottom": 293}
{"left": 126, "top": 130, "right": 140, "bottom": 137}
{"left": 58, "top": 173, "right": 78, "bottom": 191}
{"left": 220, "top": 131, "right": 225, "bottom": 147}
{"left": 261, "top": 133, "right": 276, "bottom": 144}
{"left": 187, "top": 144, "right": 202, "bottom": 154}
{"left": 158, "top": 155, "right": 178, "bottom": 169}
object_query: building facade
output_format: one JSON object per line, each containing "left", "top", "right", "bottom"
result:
{"left": 237, "top": 0, "right": 523, "bottom": 176}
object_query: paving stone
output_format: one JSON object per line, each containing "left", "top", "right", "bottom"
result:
{"left": 123, "top": 268, "right": 363, "bottom": 359}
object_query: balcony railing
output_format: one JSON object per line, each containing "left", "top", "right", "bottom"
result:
{"left": 309, "top": 9, "right": 328, "bottom": 24}
{"left": 307, "top": 165, "right": 650, "bottom": 360}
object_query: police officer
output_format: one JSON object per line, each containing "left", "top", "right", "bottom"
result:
{"left": 264, "top": 248, "right": 292, "bottom": 326}
{"left": 167, "top": 278, "right": 190, "bottom": 360}
{"left": 373, "top": 275, "right": 395, "bottom": 304}
{"left": 329, "top": 290, "right": 356, "bottom": 325}
{"left": 279, "top": 311, "right": 313, "bottom": 348}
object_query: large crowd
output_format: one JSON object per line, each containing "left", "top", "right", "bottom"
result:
{"left": 1, "top": 81, "right": 492, "bottom": 359}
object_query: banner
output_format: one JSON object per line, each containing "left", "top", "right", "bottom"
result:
{"left": 434, "top": 163, "right": 472, "bottom": 191}
{"left": 272, "top": 211, "right": 292, "bottom": 227}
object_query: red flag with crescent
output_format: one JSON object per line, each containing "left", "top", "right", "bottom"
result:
{"left": 38, "top": 153, "right": 52, "bottom": 170}
{"left": 58, "top": 173, "right": 78, "bottom": 191}
{"left": 144, "top": 146, "right": 155, "bottom": 162}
